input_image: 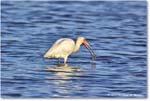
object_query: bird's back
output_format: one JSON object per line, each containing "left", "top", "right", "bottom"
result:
{"left": 44, "top": 38, "right": 75, "bottom": 58}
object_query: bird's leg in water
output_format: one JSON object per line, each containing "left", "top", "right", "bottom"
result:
{"left": 64, "top": 56, "right": 68, "bottom": 65}
{"left": 58, "top": 58, "right": 60, "bottom": 64}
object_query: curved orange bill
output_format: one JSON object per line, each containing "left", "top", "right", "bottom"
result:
{"left": 83, "top": 40, "right": 96, "bottom": 61}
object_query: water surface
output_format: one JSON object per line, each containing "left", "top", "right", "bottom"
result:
{"left": 1, "top": 1, "right": 147, "bottom": 98}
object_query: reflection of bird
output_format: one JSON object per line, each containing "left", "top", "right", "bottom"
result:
{"left": 46, "top": 65, "right": 81, "bottom": 72}
{"left": 44, "top": 36, "right": 96, "bottom": 64}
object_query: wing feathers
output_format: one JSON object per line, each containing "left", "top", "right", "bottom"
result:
{"left": 44, "top": 38, "right": 75, "bottom": 58}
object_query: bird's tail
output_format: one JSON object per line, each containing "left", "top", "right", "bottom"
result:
{"left": 43, "top": 52, "right": 50, "bottom": 58}
{"left": 43, "top": 54, "right": 48, "bottom": 58}
{"left": 43, "top": 51, "right": 53, "bottom": 58}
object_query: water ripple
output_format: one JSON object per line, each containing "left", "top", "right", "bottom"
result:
{"left": 1, "top": 1, "right": 146, "bottom": 98}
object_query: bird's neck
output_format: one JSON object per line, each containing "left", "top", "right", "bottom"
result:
{"left": 73, "top": 40, "right": 82, "bottom": 52}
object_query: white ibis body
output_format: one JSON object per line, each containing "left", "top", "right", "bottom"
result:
{"left": 44, "top": 37, "right": 96, "bottom": 64}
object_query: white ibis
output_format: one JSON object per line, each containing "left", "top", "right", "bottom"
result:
{"left": 44, "top": 36, "right": 96, "bottom": 64}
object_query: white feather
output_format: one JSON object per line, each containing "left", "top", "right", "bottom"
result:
{"left": 44, "top": 38, "right": 75, "bottom": 58}
{"left": 43, "top": 37, "right": 88, "bottom": 64}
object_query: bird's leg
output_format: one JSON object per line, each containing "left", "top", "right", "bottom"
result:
{"left": 64, "top": 56, "right": 68, "bottom": 65}
{"left": 58, "top": 58, "right": 60, "bottom": 64}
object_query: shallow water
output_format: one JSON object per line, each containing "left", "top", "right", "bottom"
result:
{"left": 1, "top": 1, "right": 147, "bottom": 98}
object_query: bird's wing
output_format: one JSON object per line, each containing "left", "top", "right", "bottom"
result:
{"left": 44, "top": 38, "right": 75, "bottom": 57}
{"left": 44, "top": 38, "right": 65, "bottom": 57}
{"left": 49, "top": 38, "right": 66, "bottom": 51}
{"left": 55, "top": 38, "right": 75, "bottom": 55}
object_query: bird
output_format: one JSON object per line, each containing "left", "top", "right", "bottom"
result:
{"left": 44, "top": 36, "right": 96, "bottom": 65}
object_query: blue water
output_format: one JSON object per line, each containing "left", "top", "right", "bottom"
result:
{"left": 1, "top": 1, "right": 147, "bottom": 98}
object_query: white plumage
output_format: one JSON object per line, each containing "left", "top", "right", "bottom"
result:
{"left": 44, "top": 36, "right": 95, "bottom": 64}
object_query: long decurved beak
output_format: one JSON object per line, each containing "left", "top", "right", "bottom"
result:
{"left": 83, "top": 40, "right": 96, "bottom": 61}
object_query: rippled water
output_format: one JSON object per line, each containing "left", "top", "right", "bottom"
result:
{"left": 1, "top": 1, "right": 147, "bottom": 98}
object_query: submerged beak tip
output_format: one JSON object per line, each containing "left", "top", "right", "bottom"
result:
{"left": 92, "top": 54, "right": 96, "bottom": 61}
